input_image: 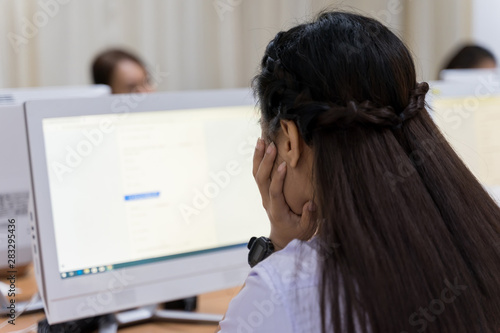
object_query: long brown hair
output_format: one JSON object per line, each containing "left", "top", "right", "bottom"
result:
{"left": 253, "top": 11, "right": 500, "bottom": 333}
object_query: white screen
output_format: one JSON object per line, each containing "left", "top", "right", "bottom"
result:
{"left": 432, "top": 96, "right": 500, "bottom": 186}
{"left": 431, "top": 94, "right": 500, "bottom": 204}
{"left": 41, "top": 106, "right": 269, "bottom": 277}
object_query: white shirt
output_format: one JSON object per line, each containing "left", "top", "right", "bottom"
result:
{"left": 218, "top": 238, "right": 323, "bottom": 333}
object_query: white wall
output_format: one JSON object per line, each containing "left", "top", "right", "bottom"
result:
{"left": 472, "top": 0, "right": 500, "bottom": 62}
{"left": 0, "top": 0, "right": 475, "bottom": 90}
{"left": 0, "top": 0, "right": 319, "bottom": 90}
{"left": 404, "top": 0, "right": 472, "bottom": 80}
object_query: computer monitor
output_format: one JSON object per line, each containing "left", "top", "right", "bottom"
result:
{"left": 0, "top": 84, "right": 110, "bottom": 106}
{"left": 428, "top": 80, "right": 500, "bottom": 203}
{"left": 0, "top": 105, "right": 32, "bottom": 269}
{"left": 25, "top": 89, "right": 270, "bottom": 324}
{"left": 438, "top": 68, "right": 500, "bottom": 83}
{"left": 0, "top": 85, "right": 111, "bottom": 271}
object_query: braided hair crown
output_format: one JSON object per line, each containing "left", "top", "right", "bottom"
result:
{"left": 255, "top": 17, "right": 428, "bottom": 144}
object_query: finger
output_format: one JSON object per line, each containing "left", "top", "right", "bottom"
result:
{"left": 269, "top": 161, "right": 300, "bottom": 222}
{"left": 255, "top": 142, "right": 277, "bottom": 198}
{"left": 256, "top": 142, "right": 276, "bottom": 181}
{"left": 252, "top": 138, "right": 265, "bottom": 178}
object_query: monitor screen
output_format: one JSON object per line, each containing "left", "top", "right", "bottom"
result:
{"left": 41, "top": 106, "right": 267, "bottom": 279}
{"left": 25, "top": 89, "right": 270, "bottom": 324}
{"left": 429, "top": 81, "right": 500, "bottom": 203}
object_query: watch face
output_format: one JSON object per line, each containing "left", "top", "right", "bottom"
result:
{"left": 253, "top": 244, "right": 264, "bottom": 258}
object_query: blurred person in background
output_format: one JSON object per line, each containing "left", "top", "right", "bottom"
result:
{"left": 441, "top": 44, "right": 497, "bottom": 71}
{"left": 91, "top": 49, "right": 154, "bottom": 94}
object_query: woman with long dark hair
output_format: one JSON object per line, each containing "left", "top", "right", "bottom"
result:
{"left": 218, "top": 11, "right": 500, "bottom": 333}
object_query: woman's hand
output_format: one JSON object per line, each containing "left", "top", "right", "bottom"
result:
{"left": 253, "top": 138, "right": 316, "bottom": 251}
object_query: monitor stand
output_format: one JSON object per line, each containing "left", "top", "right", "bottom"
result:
{"left": 98, "top": 304, "right": 223, "bottom": 333}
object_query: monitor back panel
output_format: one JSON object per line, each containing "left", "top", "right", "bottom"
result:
{"left": 0, "top": 105, "right": 32, "bottom": 267}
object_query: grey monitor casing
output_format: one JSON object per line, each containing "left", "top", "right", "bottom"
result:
{"left": 0, "top": 105, "right": 33, "bottom": 268}
{"left": 0, "top": 85, "right": 110, "bottom": 106}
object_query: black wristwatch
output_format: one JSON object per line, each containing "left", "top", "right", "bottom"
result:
{"left": 247, "top": 236, "right": 274, "bottom": 268}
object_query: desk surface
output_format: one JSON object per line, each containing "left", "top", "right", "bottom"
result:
{"left": 3, "top": 265, "right": 239, "bottom": 333}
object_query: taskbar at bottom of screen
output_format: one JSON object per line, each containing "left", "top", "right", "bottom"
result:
{"left": 59, "top": 242, "right": 247, "bottom": 279}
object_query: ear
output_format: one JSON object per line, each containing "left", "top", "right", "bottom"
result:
{"left": 279, "top": 120, "right": 303, "bottom": 168}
